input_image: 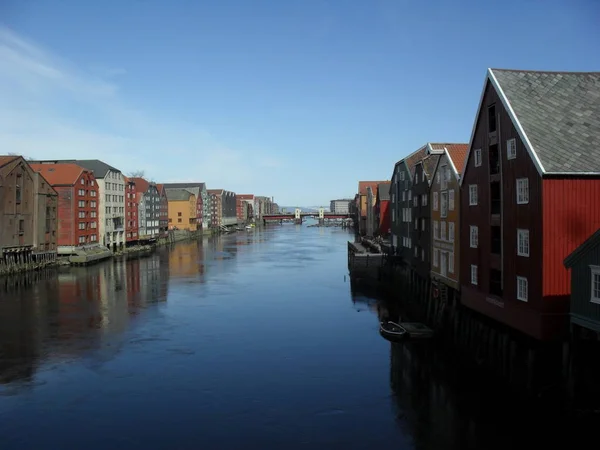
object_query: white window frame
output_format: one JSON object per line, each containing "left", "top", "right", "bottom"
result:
{"left": 470, "top": 225, "right": 478, "bottom": 248}
{"left": 474, "top": 149, "right": 482, "bottom": 167}
{"left": 469, "top": 185, "right": 478, "bottom": 206}
{"left": 440, "top": 192, "right": 448, "bottom": 218}
{"left": 433, "top": 248, "right": 439, "bottom": 267}
{"left": 507, "top": 138, "right": 517, "bottom": 160}
{"left": 415, "top": 172, "right": 419, "bottom": 184}
{"left": 422, "top": 194, "right": 427, "bottom": 207}
{"left": 433, "top": 192, "right": 439, "bottom": 211}
{"left": 591, "top": 266, "right": 600, "bottom": 304}
{"left": 517, "top": 178, "right": 529, "bottom": 204}
{"left": 449, "top": 189, "right": 455, "bottom": 211}
{"left": 402, "top": 191, "right": 406, "bottom": 201}
{"left": 517, "top": 276, "right": 528, "bottom": 302}
{"left": 448, "top": 222, "right": 455, "bottom": 243}
{"left": 448, "top": 251, "right": 454, "bottom": 273}
{"left": 517, "top": 229, "right": 530, "bottom": 257}
{"left": 433, "top": 221, "right": 439, "bottom": 240}
{"left": 471, "top": 265, "right": 478, "bottom": 285}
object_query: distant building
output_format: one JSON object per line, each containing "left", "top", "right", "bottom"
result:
{"left": 330, "top": 199, "right": 352, "bottom": 214}
{"left": 131, "top": 178, "right": 161, "bottom": 241}
{"left": 236, "top": 194, "right": 255, "bottom": 222}
{"left": 124, "top": 177, "right": 139, "bottom": 243}
{"left": 162, "top": 183, "right": 207, "bottom": 230}
{"left": 357, "top": 182, "right": 388, "bottom": 236}
{"left": 155, "top": 184, "right": 169, "bottom": 237}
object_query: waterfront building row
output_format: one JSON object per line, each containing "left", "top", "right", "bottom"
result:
{"left": 352, "top": 68, "right": 600, "bottom": 343}
{"left": 0, "top": 157, "right": 277, "bottom": 261}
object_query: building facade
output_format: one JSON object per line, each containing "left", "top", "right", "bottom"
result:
{"left": 237, "top": 194, "right": 255, "bottom": 222}
{"left": 358, "top": 182, "right": 387, "bottom": 236}
{"left": 330, "top": 199, "right": 352, "bottom": 214}
{"left": 167, "top": 189, "right": 197, "bottom": 231}
{"left": 132, "top": 178, "right": 161, "bottom": 240}
{"left": 156, "top": 184, "right": 170, "bottom": 237}
{"left": 124, "top": 177, "right": 139, "bottom": 243}
{"left": 162, "top": 183, "right": 207, "bottom": 230}
{"left": 0, "top": 156, "right": 58, "bottom": 263}
{"left": 30, "top": 163, "right": 99, "bottom": 253}
{"left": 429, "top": 145, "right": 468, "bottom": 295}
{"left": 460, "top": 68, "right": 600, "bottom": 341}
{"left": 375, "top": 183, "right": 390, "bottom": 236}
{"left": 209, "top": 190, "right": 223, "bottom": 228}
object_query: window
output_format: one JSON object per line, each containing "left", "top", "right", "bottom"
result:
{"left": 415, "top": 172, "right": 419, "bottom": 184}
{"left": 421, "top": 219, "right": 425, "bottom": 231}
{"left": 414, "top": 246, "right": 418, "bottom": 257}
{"left": 79, "top": 236, "right": 85, "bottom": 244}
{"left": 517, "top": 229, "right": 530, "bottom": 257}
{"left": 440, "top": 192, "right": 448, "bottom": 218}
{"left": 392, "top": 208, "right": 395, "bottom": 222}
{"left": 402, "top": 191, "right": 406, "bottom": 201}
{"left": 422, "top": 194, "right": 427, "bottom": 206}
{"left": 78, "top": 200, "right": 85, "bottom": 208}
{"left": 18, "top": 219, "right": 24, "bottom": 234}
{"left": 433, "top": 192, "right": 439, "bottom": 211}
{"left": 474, "top": 149, "right": 482, "bottom": 167}
{"left": 79, "top": 222, "right": 86, "bottom": 230}
{"left": 91, "top": 201, "right": 96, "bottom": 208}
{"left": 91, "top": 180, "right": 95, "bottom": 186}
{"left": 449, "top": 190, "right": 454, "bottom": 211}
{"left": 408, "top": 190, "right": 412, "bottom": 201}
{"left": 91, "top": 191, "right": 96, "bottom": 197}
{"left": 507, "top": 138, "right": 517, "bottom": 159}
{"left": 436, "top": 172, "right": 440, "bottom": 184}
{"left": 422, "top": 248, "right": 425, "bottom": 261}
{"left": 469, "top": 185, "right": 478, "bottom": 206}
{"left": 441, "top": 165, "right": 448, "bottom": 189}
{"left": 433, "top": 249, "right": 439, "bottom": 267}
{"left": 414, "top": 218, "right": 418, "bottom": 230}
{"left": 91, "top": 234, "right": 97, "bottom": 242}
{"left": 178, "top": 218, "right": 182, "bottom": 223}
{"left": 178, "top": 212, "right": 182, "bottom": 217}
{"left": 400, "top": 172, "right": 405, "bottom": 181}
{"left": 488, "top": 104, "right": 497, "bottom": 133}
{"left": 517, "top": 178, "right": 529, "bottom": 204}
{"left": 15, "top": 183, "right": 22, "bottom": 204}
{"left": 91, "top": 222, "right": 97, "bottom": 228}
{"left": 591, "top": 266, "right": 600, "bottom": 304}
{"left": 78, "top": 211, "right": 86, "bottom": 219}
{"left": 471, "top": 265, "right": 478, "bottom": 285}
{"left": 470, "top": 226, "right": 478, "bottom": 248}
{"left": 440, "top": 221, "right": 446, "bottom": 241}
{"left": 517, "top": 276, "right": 528, "bottom": 301}
{"left": 81, "top": 178, "right": 85, "bottom": 185}
{"left": 448, "top": 222, "right": 455, "bottom": 242}
{"left": 433, "top": 221, "right": 439, "bottom": 239}
{"left": 448, "top": 251, "right": 454, "bottom": 273}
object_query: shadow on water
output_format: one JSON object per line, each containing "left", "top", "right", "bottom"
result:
{"left": 351, "top": 281, "right": 600, "bottom": 450}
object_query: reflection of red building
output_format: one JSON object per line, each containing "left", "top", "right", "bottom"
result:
{"left": 236, "top": 194, "right": 254, "bottom": 221}
{"left": 375, "top": 182, "right": 391, "bottom": 236}
{"left": 126, "top": 258, "right": 142, "bottom": 308}
{"left": 124, "top": 177, "right": 139, "bottom": 243}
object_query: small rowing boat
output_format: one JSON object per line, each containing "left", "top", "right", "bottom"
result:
{"left": 379, "top": 321, "right": 407, "bottom": 342}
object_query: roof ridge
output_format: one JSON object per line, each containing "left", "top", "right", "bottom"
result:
{"left": 490, "top": 68, "right": 600, "bottom": 75}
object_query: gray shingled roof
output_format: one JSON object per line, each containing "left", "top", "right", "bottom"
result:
{"left": 163, "top": 182, "right": 206, "bottom": 191}
{"left": 165, "top": 188, "right": 193, "bottom": 201}
{"left": 491, "top": 69, "right": 600, "bottom": 174}
{"left": 73, "top": 160, "right": 121, "bottom": 178}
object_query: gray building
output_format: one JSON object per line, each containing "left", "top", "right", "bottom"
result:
{"left": 330, "top": 199, "right": 352, "bottom": 214}
{"left": 131, "top": 178, "right": 161, "bottom": 240}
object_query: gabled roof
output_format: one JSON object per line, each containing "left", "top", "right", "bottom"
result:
{"left": 162, "top": 182, "right": 206, "bottom": 191}
{"left": 564, "top": 228, "right": 600, "bottom": 268}
{"left": 166, "top": 188, "right": 193, "bottom": 202}
{"left": 358, "top": 181, "right": 387, "bottom": 196}
{"left": 130, "top": 177, "right": 153, "bottom": 193}
{"left": 29, "top": 163, "right": 87, "bottom": 186}
{"left": 0, "top": 155, "right": 19, "bottom": 168}
{"left": 72, "top": 160, "right": 121, "bottom": 178}
{"left": 461, "top": 68, "right": 600, "bottom": 181}
{"left": 377, "top": 182, "right": 391, "bottom": 201}
{"left": 208, "top": 189, "right": 224, "bottom": 196}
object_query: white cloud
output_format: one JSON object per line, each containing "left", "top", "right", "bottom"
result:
{"left": 0, "top": 26, "right": 284, "bottom": 191}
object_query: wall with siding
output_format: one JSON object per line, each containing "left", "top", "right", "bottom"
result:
{"left": 431, "top": 153, "right": 460, "bottom": 290}
{"left": 570, "top": 243, "right": 600, "bottom": 331}
{"left": 543, "top": 178, "right": 600, "bottom": 301}
{"left": 412, "top": 162, "right": 431, "bottom": 279}
{"left": 0, "top": 158, "right": 36, "bottom": 249}
{"left": 56, "top": 187, "right": 74, "bottom": 247}
{"left": 460, "top": 80, "right": 550, "bottom": 340}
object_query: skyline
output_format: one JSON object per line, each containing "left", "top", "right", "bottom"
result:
{"left": 1, "top": 0, "right": 599, "bottom": 205}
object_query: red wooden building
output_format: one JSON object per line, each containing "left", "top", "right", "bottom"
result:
{"left": 30, "top": 163, "right": 99, "bottom": 250}
{"left": 459, "top": 68, "right": 600, "bottom": 341}
{"left": 375, "top": 182, "right": 391, "bottom": 236}
{"left": 124, "top": 177, "right": 139, "bottom": 243}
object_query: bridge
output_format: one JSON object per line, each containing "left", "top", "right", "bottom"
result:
{"left": 262, "top": 208, "right": 352, "bottom": 224}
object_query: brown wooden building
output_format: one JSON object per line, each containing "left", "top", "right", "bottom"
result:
{"left": 0, "top": 156, "right": 58, "bottom": 265}
{"left": 429, "top": 144, "right": 468, "bottom": 295}
{"left": 459, "top": 68, "right": 600, "bottom": 341}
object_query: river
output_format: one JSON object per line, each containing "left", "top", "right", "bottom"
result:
{"left": 0, "top": 222, "right": 597, "bottom": 449}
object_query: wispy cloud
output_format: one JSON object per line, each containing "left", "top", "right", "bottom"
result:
{"left": 0, "top": 26, "right": 284, "bottom": 191}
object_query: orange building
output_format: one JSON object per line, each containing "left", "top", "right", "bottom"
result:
{"left": 166, "top": 189, "right": 197, "bottom": 231}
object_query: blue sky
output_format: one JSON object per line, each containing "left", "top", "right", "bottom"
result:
{"left": 1, "top": 0, "right": 598, "bottom": 206}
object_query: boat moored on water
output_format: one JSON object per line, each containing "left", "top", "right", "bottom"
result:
{"left": 379, "top": 321, "right": 407, "bottom": 342}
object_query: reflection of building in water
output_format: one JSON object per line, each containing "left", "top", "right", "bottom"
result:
{"left": 168, "top": 241, "right": 206, "bottom": 279}
{"left": 139, "top": 254, "right": 169, "bottom": 303}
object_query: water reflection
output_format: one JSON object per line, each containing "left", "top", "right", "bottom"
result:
{"left": 0, "top": 253, "right": 169, "bottom": 387}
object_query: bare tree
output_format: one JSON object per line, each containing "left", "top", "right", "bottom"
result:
{"left": 128, "top": 170, "right": 145, "bottom": 178}
{"left": 7, "top": 152, "right": 33, "bottom": 160}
